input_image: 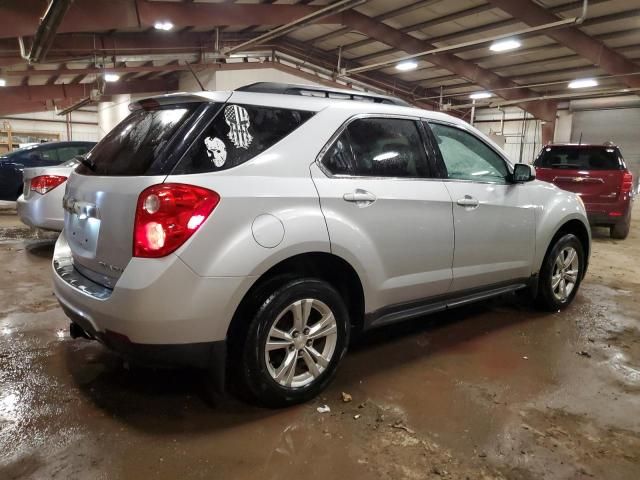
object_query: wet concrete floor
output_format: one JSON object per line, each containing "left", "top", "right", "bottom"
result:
{"left": 0, "top": 201, "right": 639, "bottom": 479}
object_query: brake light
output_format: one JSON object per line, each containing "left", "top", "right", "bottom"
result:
{"left": 134, "top": 183, "right": 220, "bottom": 258}
{"left": 30, "top": 175, "right": 67, "bottom": 195}
{"left": 621, "top": 172, "right": 633, "bottom": 194}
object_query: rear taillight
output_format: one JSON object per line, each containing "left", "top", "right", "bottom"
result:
{"left": 133, "top": 183, "right": 220, "bottom": 258}
{"left": 621, "top": 172, "right": 633, "bottom": 194}
{"left": 30, "top": 175, "right": 67, "bottom": 195}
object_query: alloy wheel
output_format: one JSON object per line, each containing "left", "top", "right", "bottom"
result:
{"left": 264, "top": 298, "right": 338, "bottom": 388}
{"left": 551, "top": 246, "right": 579, "bottom": 302}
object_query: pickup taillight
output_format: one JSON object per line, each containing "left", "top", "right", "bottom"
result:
{"left": 133, "top": 183, "right": 220, "bottom": 258}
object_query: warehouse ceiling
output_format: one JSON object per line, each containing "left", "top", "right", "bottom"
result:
{"left": 0, "top": 0, "right": 639, "bottom": 127}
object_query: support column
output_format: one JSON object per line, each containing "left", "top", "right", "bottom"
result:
{"left": 541, "top": 119, "right": 556, "bottom": 145}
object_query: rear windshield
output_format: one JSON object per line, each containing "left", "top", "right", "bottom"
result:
{"left": 172, "top": 103, "right": 314, "bottom": 174}
{"left": 77, "top": 105, "right": 198, "bottom": 176}
{"left": 535, "top": 146, "right": 623, "bottom": 170}
{"left": 0, "top": 144, "right": 43, "bottom": 161}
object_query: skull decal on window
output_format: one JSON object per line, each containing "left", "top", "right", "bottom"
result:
{"left": 204, "top": 136, "right": 227, "bottom": 167}
{"left": 224, "top": 105, "right": 253, "bottom": 149}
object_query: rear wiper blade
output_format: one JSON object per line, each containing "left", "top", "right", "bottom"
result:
{"left": 74, "top": 154, "right": 96, "bottom": 172}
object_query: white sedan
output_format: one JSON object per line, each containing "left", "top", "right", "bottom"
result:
{"left": 17, "top": 158, "right": 77, "bottom": 231}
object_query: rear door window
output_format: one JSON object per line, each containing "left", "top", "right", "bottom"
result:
{"left": 77, "top": 105, "right": 199, "bottom": 176}
{"left": 535, "top": 146, "right": 623, "bottom": 170}
{"left": 322, "top": 117, "right": 430, "bottom": 178}
{"left": 172, "top": 104, "right": 314, "bottom": 174}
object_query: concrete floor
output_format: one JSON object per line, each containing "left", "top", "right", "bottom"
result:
{"left": 0, "top": 201, "right": 639, "bottom": 480}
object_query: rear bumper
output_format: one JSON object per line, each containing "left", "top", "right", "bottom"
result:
{"left": 52, "top": 231, "right": 255, "bottom": 354}
{"left": 65, "top": 303, "right": 226, "bottom": 369}
{"left": 585, "top": 199, "right": 632, "bottom": 226}
{"left": 16, "top": 191, "right": 64, "bottom": 231}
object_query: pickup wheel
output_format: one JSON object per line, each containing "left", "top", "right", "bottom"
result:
{"left": 610, "top": 219, "right": 630, "bottom": 240}
{"left": 536, "top": 234, "right": 585, "bottom": 311}
{"left": 237, "top": 278, "right": 350, "bottom": 407}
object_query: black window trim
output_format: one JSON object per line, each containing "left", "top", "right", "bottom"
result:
{"left": 425, "top": 119, "right": 515, "bottom": 185}
{"left": 317, "top": 113, "right": 437, "bottom": 180}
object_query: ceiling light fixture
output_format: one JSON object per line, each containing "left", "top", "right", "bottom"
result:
{"left": 568, "top": 78, "right": 598, "bottom": 89}
{"left": 104, "top": 73, "right": 120, "bottom": 82}
{"left": 154, "top": 21, "right": 174, "bottom": 31}
{"left": 490, "top": 39, "right": 521, "bottom": 52}
{"left": 0, "top": 78, "right": 6, "bottom": 87}
{"left": 395, "top": 61, "right": 418, "bottom": 71}
{"left": 469, "top": 92, "right": 492, "bottom": 100}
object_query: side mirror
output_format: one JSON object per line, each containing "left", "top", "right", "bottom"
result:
{"left": 512, "top": 163, "right": 536, "bottom": 183}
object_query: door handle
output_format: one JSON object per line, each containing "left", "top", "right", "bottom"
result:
{"left": 456, "top": 195, "right": 479, "bottom": 208}
{"left": 343, "top": 189, "right": 376, "bottom": 207}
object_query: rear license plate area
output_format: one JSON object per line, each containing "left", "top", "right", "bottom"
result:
{"left": 68, "top": 214, "right": 100, "bottom": 255}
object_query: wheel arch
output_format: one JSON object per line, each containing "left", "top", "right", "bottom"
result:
{"left": 540, "top": 218, "right": 591, "bottom": 278}
{"left": 227, "top": 251, "right": 366, "bottom": 345}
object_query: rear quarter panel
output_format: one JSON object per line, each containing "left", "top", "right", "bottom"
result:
{"left": 19, "top": 165, "right": 74, "bottom": 230}
{"left": 172, "top": 174, "right": 332, "bottom": 277}
{"left": 170, "top": 109, "right": 341, "bottom": 278}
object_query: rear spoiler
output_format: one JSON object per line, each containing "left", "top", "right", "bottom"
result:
{"left": 129, "top": 91, "right": 232, "bottom": 111}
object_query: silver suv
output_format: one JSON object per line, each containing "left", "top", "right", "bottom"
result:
{"left": 53, "top": 83, "right": 590, "bottom": 406}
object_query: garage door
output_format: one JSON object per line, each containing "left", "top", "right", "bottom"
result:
{"left": 571, "top": 108, "right": 640, "bottom": 181}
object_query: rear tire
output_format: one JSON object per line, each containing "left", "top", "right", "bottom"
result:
{"left": 235, "top": 277, "right": 350, "bottom": 408}
{"left": 610, "top": 220, "right": 630, "bottom": 239}
{"left": 536, "top": 233, "right": 585, "bottom": 312}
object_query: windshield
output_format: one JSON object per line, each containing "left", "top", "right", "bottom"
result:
{"left": 535, "top": 146, "right": 623, "bottom": 170}
{"left": 76, "top": 105, "right": 199, "bottom": 176}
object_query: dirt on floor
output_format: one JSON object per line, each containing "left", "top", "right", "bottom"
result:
{"left": 0, "top": 202, "right": 639, "bottom": 480}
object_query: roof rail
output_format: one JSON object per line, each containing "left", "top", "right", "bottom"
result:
{"left": 236, "top": 82, "right": 410, "bottom": 107}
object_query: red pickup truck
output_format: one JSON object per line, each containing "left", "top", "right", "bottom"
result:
{"left": 534, "top": 143, "right": 634, "bottom": 239}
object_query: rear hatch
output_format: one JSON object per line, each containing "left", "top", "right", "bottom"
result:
{"left": 534, "top": 145, "right": 626, "bottom": 206}
{"left": 63, "top": 94, "right": 229, "bottom": 288}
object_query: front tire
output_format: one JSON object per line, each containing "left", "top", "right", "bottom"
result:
{"left": 536, "top": 234, "right": 585, "bottom": 311}
{"left": 237, "top": 278, "right": 350, "bottom": 407}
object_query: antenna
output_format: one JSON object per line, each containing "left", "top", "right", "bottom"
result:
{"left": 578, "top": 132, "right": 583, "bottom": 145}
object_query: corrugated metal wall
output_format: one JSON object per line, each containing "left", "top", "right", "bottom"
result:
{"left": 571, "top": 108, "right": 640, "bottom": 179}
